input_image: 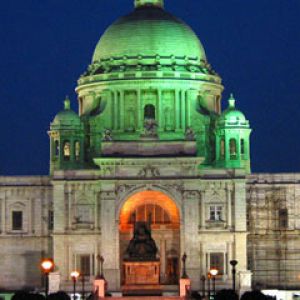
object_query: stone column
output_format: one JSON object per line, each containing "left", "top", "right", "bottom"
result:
{"left": 0, "top": 198, "right": 5, "bottom": 234}
{"left": 183, "top": 191, "right": 201, "bottom": 289}
{"left": 186, "top": 90, "right": 194, "bottom": 128}
{"left": 29, "top": 198, "right": 34, "bottom": 234}
{"left": 68, "top": 190, "right": 73, "bottom": 230}
{"left": 70, "top": 139, "right": 75, "bottom": 162}
{"left": 53, "top": 183, "right": 66, "bottom": 233}
{"left": 227, "top": 187, "right": 232, "bottom": 229}
{"left": 181, "top": 90, "right": 186, "bottom": 129}
{"left": 200, "top": 191, "right": 206, "bottom": 229}
{"left": 175, "top": 89, "right": 180, "bottom": 131}
{"left": 100, "top": 191, "right": 120, "bottom": 290}
{"left": 158, "top": 89, "right": 162, "bottom": 128}
{"left": 113, "top": 90, "right": 118, "bottom": 130}
{"left": 94, "top": 192, "right": 99, "bottom": 230}
{"left": 160, "top": 238, "right": 166, "bottom": 280}
{"left": 120, "top": 90, "right": 125, "bottom": 131}
{"left": 137, "top": 89, "right": 142, "bottom": 131}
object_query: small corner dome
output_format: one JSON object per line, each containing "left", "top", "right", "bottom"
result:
{"left": 92, "top": 3, "right": 206, "bottom": 64}
{"left": 52, "top": 98, "right": 81, "bottom": 126}
{"left": 219, "top": 94, "right": 247, "bottom": 124}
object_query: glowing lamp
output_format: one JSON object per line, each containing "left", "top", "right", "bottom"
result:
{"left": 71, "top": 271, "right": 80, "bottom": 280}
{"left": 209, "top": 268, "right": 219, "bottom": 277}
{"left": 41, "top": 259, "right": 54, "bottom": 274}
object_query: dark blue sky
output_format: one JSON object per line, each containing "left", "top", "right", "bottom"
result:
{"left": 0, "top": 0, "right": 300, "bottom": 175}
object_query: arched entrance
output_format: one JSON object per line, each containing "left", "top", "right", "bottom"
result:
{"left": 119, "top": 190, "right": 180, "bottom": 285}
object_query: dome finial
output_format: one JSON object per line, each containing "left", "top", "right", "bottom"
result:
{"left": 134, "top": 0, "right": 164, "bottom": 9}
{"left": 228, "top": 93, "right": 236, "bottom": 108}
{"left": 64, "top": 96, "right": 71, "bottom": 110}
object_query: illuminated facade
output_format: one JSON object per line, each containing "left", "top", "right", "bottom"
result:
{"left": 0, "top": 0, "right": 299, "bottom": 293}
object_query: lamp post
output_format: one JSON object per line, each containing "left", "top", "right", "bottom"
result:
{"left": 207, "top": 273, "right": 211, "bottom": 300}
{"left": 200, "top": 275, "right": 206, "bottom": 298}
{"left": 96, "top": 255, "right": 105, "bottom": 279}
{"left": 81, "top": 273, "right": 85, "bottom": 300}
{"left": 71, "top": 271, "right": 80, "bottom": 300}
{"left": 41, "top": 258, "right": 54, "bottom": 297}
{"left": 181, "top": 253, "right": 188, "bottom": 279}
{"left": 230, "top": 260, "right": 238, "bottom": 292}
{"left": 209, "top": 268, "right": 219, "bottom": 299}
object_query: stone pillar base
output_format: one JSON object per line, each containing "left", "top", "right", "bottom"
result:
{"left": 239, "top": 270, "right": 252, "bottom": 296}
{"left": 49, "top": 272, "right": 61, "bottom": 294}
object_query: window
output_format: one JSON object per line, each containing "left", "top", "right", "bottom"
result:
{"left": 220, "top": 139, "right": 225, "bottom": 159}
{"left": 76, "top": 204, "right": 93, "bottom": 224}
{"left": 129, "top": 204, "right": 171, "bottom": 225}
{"left": 240, "top": 139, "right": 245, "bottom": 155}
{"left": 80, "top": 255, "right": 91, "bottom": 276}
{"left": 75, "top": 141, "right": 80, "bottom": 161}
{"left": 48, "top": 210, "right": 54, "bottom": 230}
{"left": 210, "top": 206, "right": 222, "bottom": 221}
{"left": 144, "top": 104, "right": 155, "bottom": 120}
{"left": 12, "top": 211, "right": 23, "bottom": 230}
{"left": 279, "top": 208, "right": 288, "bottom": 229}
{"left": 63, "top": 141, "right": 71, "bottom": 161}
{"left": 229, "top": 138, "right": 237, "bottom": 159}
{"left": 210, "top": 253, "right": 224, "bottom": 275}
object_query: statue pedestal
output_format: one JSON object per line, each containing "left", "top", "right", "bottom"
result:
{"left": 94, "top": 278, "right": 107, "bottom": 298}
{"left": 123, "top": 261, "right": 160, "bottom": 285}
{"left": 179, "top": 278, "right": 191, "bottom": 297}
{"left": 49, "top": 272, "right": 60, "bottom": 294}
{"left": 239, "top": 270, "right": 252, "bottom": 296}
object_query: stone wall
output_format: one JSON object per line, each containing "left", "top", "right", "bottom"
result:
{"left": 0, "top": 176, "right": 52, "bottom": 289}
{"left": 247, "top": 174, "right": 300, "bottom": 289}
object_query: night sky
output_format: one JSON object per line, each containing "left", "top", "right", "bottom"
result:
{"left": 0, "top": 0, "right": 300, "bottom": 175}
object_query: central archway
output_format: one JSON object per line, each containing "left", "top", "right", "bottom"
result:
{"left": 119, "top": 190, "right": 180, "bottom": 285}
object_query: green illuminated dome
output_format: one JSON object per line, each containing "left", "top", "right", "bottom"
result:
{"left": 52, "top": 98, "right": 81, "bottom": 126}
{"left": 219, "top": 94, "right": 248, "bottom": 126}
{"left": 92, "top": 4, "right": 206, "bottom": 65}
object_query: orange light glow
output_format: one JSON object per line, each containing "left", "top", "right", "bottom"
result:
{"left": 119, "top": 190, "right": 180, "bottom": 232}
{"left": 41, "top": 259, "right": 54, "bottom": 273}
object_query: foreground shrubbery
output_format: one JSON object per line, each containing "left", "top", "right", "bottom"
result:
{"left": 11, "top": 291, "right": 71, "bottom": 300}
{"left": 189, "top": 289, "right": 276, "bottom": 300}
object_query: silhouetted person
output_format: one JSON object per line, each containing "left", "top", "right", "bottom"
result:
{"left": 241, "top": 290, "right": 270, "bottom": 300}
{"left": 12, "top": 291, "right": 31, "bottom": 300}
{"left": 47, "top": 291, "right": 70, "bottom": 300}
{"left": 191, "top": 291, "right": 202, "bottom": 299}
{"left": 30, "top": 295, "right": 45, "bottom": 300}
{"left": 216, "top": 289, "right": 239, "bottom": 300}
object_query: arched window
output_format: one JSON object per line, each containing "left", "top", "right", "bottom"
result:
{"left": 75, "top": 141, "right": 80, "bottom": 161}
{"left": 144, "top": 104, "right": 155, "bottom": 120}
{"left": 229, "top": 138, "right": 237, "bottom": 159}
{"left": 129, "top": 204, "right": 171, "bottom": 225}
{"left": 55, "top": 140, "right": 59, "bottom": 157}
{"left": 63, "top": 141, "right": 71, "bottom": 161}
{"left": 220, "top": 139, "right": 225, "bottom": 159}
{"left": 240, "top": 139, "right": 245, "bottom": 155}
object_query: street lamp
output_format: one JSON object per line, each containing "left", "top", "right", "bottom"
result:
{"left": 209, "top": 268, "right": 219, "bottom": 299}
{"left": 71, "top": 271, "right": 80, "bottom": 300}
{"left": 41, "top": 258, "right": 54, "bottom": 297}
{"left": 207, "top": 273, "right": 211, "bottom": 300}
{"left": 230, "top": 260, "right": 238, "bottom": 291}
{"left": 200, "top": 275, "right": 206, "bottom": 298}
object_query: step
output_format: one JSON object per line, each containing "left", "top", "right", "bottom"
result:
{"left": 104, "top": 297, "right": 184, "bottom": 300}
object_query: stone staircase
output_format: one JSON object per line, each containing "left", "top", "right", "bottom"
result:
{"left": 104, "top": 297, "right": 184, "bottom": 300}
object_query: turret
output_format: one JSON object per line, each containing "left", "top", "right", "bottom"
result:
{"left": 48, "top": 97, "right": 84, "bottom": 175}
{"left": 215, "top": 94, "right": 252, "bottom": 173}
